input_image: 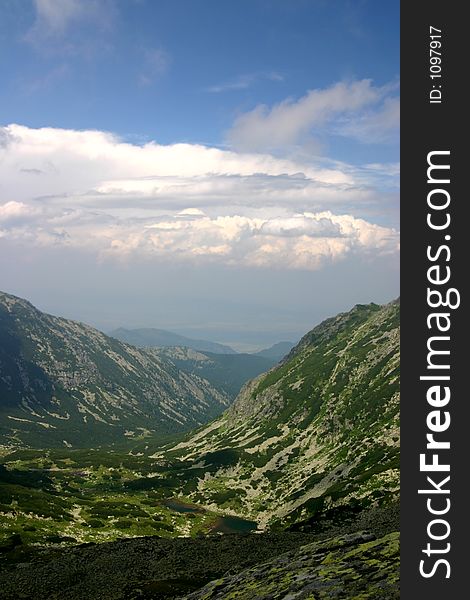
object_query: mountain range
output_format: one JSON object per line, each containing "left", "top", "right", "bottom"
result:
{"left": 253, "top": 340, "right": 295, "bottom": 360}
{"left": 109, "top": 327, "right": 237, "bottom": 354}
{"left": 153, "top": 346, "right": 278, "bottom": 400}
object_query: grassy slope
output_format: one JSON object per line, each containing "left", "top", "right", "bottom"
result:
{"left": 159, "top": 301, "right": 400, "bottom": 530}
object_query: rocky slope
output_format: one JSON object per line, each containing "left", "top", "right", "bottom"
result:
{"left": 0, "top": 292, "right": 230, "bottom": 448}
{"left": 186, "top": 531, "right": 399, "bottom": 600}
{"left": 161, "top": 300, "right": 400, "bottom": 530}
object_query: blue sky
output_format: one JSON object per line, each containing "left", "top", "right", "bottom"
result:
{"left": 1, "top": 0, "right": 399, "bottom": 159}
{"left": 0, "top": 1, "right": 399, "bottom": 350}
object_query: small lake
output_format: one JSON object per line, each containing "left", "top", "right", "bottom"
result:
{"left": 210, "top": 515, "right": 257, "bottom": 534}
{"left": 164, "top": 498, "right": 258, "bottom": 534}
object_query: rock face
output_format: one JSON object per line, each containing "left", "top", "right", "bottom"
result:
{"left": 164, "top": 300, "right": 400, "bottom": 529}
{"left": 0, "top": 291, "right": 230, "bottom": 448}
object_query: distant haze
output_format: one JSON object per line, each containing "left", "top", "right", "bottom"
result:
{"left": 0, "top": 252, "right": 398, "bottom": 350}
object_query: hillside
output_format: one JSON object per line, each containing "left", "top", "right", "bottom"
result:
{"left": 0, "top": 292, "right": 230, "bottom": 448}
{"left": 161, "top": 300, "right": 400, "bottom": 530}
{"left": 109, "top": 328, "right": 236, "bottom": 355}
{"left": 153, "top": 347, "right": 277, "bottom": 399}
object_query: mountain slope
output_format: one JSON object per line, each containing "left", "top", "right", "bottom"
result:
{"left": 109, "top": 327, "right": 236, "bottom": 354}
{"left": 153, "top": 347, "right": 277, "bottom": 399}
{"left": 0, "top": 292, "right": 230, "bottom": 448}
{"left": 161, "top": 300, "right": 400, "bottom": 530}
{"left": 254, "top": 341, "right": 295, "bottom": 361}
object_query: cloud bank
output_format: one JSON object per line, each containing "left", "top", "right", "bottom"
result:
{"left": 0, "top": 123, "right": 398, "bottom": 270}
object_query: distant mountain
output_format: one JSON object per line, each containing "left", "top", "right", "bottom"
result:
{"left": 154, "top": 347, "right": 277, "bottom": 399}
{"left": 109, "top": 327, "right": 237, "bottom": 355}
{"left": 254, "top": 341, "right": 295, "bottom": 361}
{"left": 162, "top": 300, "right": 399, "bottom": 531}
{"left": 0, "top": 291, "right": 231, "bottom": 448}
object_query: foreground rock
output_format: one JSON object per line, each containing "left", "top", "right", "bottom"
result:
{"left": 0, "top": 530, "right": 398, "bottom": 600}
{"left": 0, "top": 532, "right": 315, "bottom": 599}
{"left": 186, "top": 531, "right": 399, "bottom": 600}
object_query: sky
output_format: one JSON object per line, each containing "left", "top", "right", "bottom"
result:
{"left": 0, "top": 0, "right": 399, "bottom": 351}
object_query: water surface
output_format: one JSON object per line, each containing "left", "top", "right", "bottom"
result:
{"left": 164, "top": 498, "right": 258, "bottom": 533}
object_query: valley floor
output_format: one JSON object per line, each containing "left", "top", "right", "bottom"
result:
{"left": 0, "top": 445, "right": 400, "bottom": 599}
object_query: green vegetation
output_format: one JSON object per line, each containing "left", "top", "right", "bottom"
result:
{"left": 0, "top": 296, "right": 400, "bottom": 599}
{"left": 161, "top": 300, "right": 400, "bottom": 532}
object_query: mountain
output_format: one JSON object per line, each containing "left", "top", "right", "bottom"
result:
{"left": 0, "top": 291, "right": 231, "bottom": 448}
{"left": 153, "top": 347, "right": 277, "bottom": 399}
{"left": 161, "top": 300, "right": 399, "bottom": 531}
{"left": 254, "top": 341, "right": 295, "bottom": 361}
{"left": 109, "top": 327, "right": 236, "bottom": 354}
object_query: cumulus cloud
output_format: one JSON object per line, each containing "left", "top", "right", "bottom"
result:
{"left": 227, "top": 79, "right": 399, "bottom": 152}
{"left": 0, "top": 124, "right": 398, "bottom": 270}
{"left": 0, "top": 201, "right": 36, "bottom": 225}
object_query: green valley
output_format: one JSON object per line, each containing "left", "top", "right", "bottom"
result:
{"left": 0, "top": 294, "right": 400, "bottom": 599}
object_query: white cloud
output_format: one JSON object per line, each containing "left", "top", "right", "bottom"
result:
{"left": 30, "top": 0, "right": 86, "bottom": 35}
{"left": 178, "top": 208, "right": 206, "bottom": 216}
{"left": 0, "top": 201, "right": 35, "bottom": 224}
{"left": 227, "top": 79, "right": 399, "bottom": 152}
{"left": 0, "top": 124, "right": 398, "bottom": 270}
